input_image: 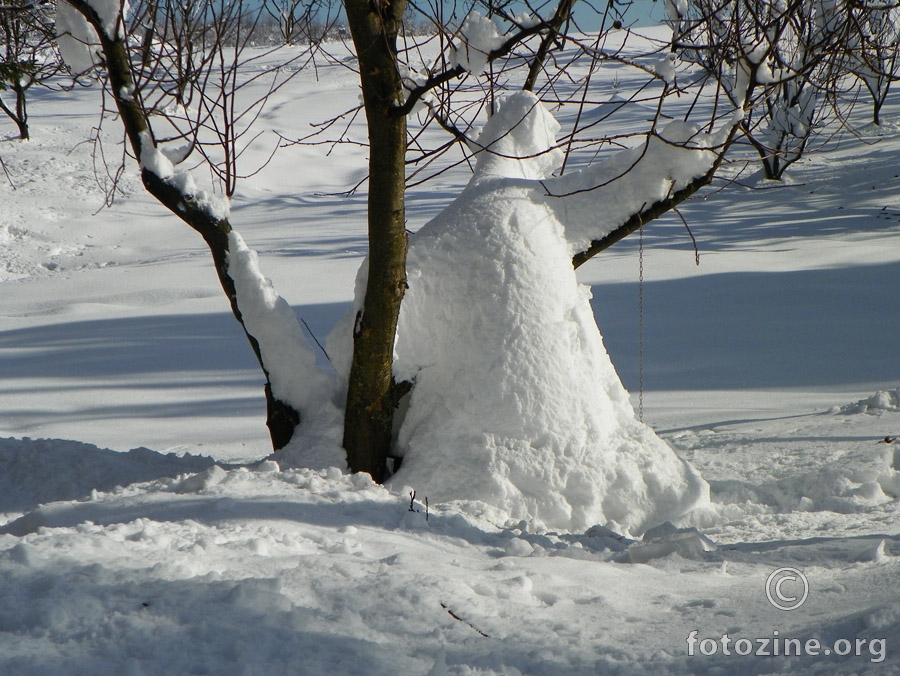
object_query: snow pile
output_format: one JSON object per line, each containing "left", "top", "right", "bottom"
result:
{"left": 628, "top": 522, "right": 716, "bottom": 563}
{"left": 0, "top": 437, "right": 215, "bottom": 517}
{"left": 836, "top": 388, "right": 900, "bottom": 415}
{"left": 2, "top": 445, "right": 900, "bottom": 675}
{"left": 451, "top": 13, "right": 506, "bottom": 74}
{"left": 710, "top": 456, "right": 900, "bottom": 515}
{"left": 390, "top": 92, "right": 709, "bottom": 534}
{"left": 471, "top": 92, "right": 563, "bottom": 180}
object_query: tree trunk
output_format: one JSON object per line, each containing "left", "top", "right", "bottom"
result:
{"left": 0, "top": 90, "right": 28, "bottom": 140}
{"left": 523, "top": 0, "right": 576, "bottom": 93}
{"left": 67, "top": 0, "right": 300, "bottom": 450}
{"left": 342, "top": 0, "right": 408, "bottom": 483}
{"left": 14, "top": 84, "right": 28, "bottom": 140}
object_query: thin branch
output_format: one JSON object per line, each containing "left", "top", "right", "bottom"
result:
{"left": 571, "top": 167, "right": 718, "bottom": 269}
{"left": 393, "top": 17, "right": 558, "bottom": 117}
{"left": 440, "top": 603, "right": 490, "bottom": 638}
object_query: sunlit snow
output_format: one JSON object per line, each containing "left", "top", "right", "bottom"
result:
{"left": 2, "top": 21, "right": 900, "bottom": 676}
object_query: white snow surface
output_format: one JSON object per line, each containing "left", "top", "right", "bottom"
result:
{"left": 55, "top": 1, "right": 102, "bottom": 74}
{"left": 3, "top": 26, "right": 900, "bottom": 676}
{"left": 392, "top": 92, "right": 709, "bottom": 533}
{"left": 451, "top": 12, "right": 507, "bottom": 74}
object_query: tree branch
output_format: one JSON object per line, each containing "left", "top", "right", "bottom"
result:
{"left": 62, "top": 0, "right": 303, "bottom": 450}
{"left": 392, "top": 18, "right": 556, "bottom": 117}
{"left": 571, "top": 166, "right": 717, "bottom": 269}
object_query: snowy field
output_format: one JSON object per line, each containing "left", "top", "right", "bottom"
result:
{"left": 2, "top": 23, "right": 900, "bottom": 676}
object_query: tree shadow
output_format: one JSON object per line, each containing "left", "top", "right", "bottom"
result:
{"left": 589, "top": 261, "right": 900, "bottom": 392}
{"left": 0, "top": 437, "right": 219, "bottom": 515}
{"left": 0, "top": 559, "right": 407, "bottom": 676}
{"left": 0, "top": 301, "right": 346, "bottom": 397}
{"left": 609, "top": 134, "right": 900, "bottom": 256}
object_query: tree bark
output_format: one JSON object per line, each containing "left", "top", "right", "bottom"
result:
{"left": 14, "top": 85, "right": 28, "bottom": 140}
{"left": 0, "top": 87, "right": 28, "bottom": 140}
{"left": 342, "top": 0, "right": 408, "bottom": 482}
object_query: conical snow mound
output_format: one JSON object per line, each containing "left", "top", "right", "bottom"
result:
{"left": 390, "top": 92, "right": 708, "bottom": 534}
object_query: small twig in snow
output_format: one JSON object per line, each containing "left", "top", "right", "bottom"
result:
{"left": 0, "top": 155, "right": 15, "bottom": 189}
{"left": 440, "top": 603, "right": 490, "bottom": 638}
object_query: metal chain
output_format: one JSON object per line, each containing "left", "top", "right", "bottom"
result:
{"left": 638, "top": 221, "right": 644, "bottom": 423}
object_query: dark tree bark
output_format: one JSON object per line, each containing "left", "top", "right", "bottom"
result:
{"left": 522, "top": 0, "right": 577, "bottom": 93}
{"left": 0, "top": 85, "right": 28, "bottom": 139}
{"left": 341, "top": 0, "right": 409, "bottom": 482}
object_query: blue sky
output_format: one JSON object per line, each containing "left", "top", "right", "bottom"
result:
{"left": 624, "top": 0, "right": 666, "bottom": 27}
{"left": 321, "top": 0, "right": 667, "bottom": 31}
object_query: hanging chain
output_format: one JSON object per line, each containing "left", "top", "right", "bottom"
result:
{"left": 638, "top": 220, "right": 644, "bottom": 423}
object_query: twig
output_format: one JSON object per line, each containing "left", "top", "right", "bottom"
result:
{"left": 671, "top": 205, "right": 700, "bottom": 266}
{"left": 440, "top": 603, "right": 490, "bottom": 638}
{"left": 299, "top": 317, "right": 332, "bottom": 364}
{"left": 0, "top": 155, "right": 15, "bottom": 189}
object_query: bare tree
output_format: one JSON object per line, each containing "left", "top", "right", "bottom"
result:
{"left": 669, "top": 0, "right": 851, "bottom": 180}
{"left": 264, "top": 0, "right": 329, "bottom": 45}
{"left": 128, "top": 0, "right": 321, "bottom": 198}
{"left": 129, "top": 0, "right": 208, "bottom": 108}
{"left": 56, "top": 0, "right": 752, "bottom": 486}
{"left": 0, "top": 0, "right": 63, "bottom": 139}
{"left": 846, "top": 1, "right": 900, "bottom": 126}
{"left": 58, "top": 0, "right": 321, "bottom": 449}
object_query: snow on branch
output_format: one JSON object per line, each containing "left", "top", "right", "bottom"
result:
{"left": 542, "top": 119, "right": 738, "bottom": 261}
{"left": 137, "top": 132, "right": 230, "bottom": 221}
{"left": 459, "top": 89, "right": 746, "bottom": 266}
{"left": 227, "top": 231, "right": 329, "bottom": 415}
{"left": 449, "top": 12, "right": 506, "bottom": 74}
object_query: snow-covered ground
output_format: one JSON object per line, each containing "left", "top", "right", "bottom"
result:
{"left": 2, "top": 25, "right": 900, "bottom": 675}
